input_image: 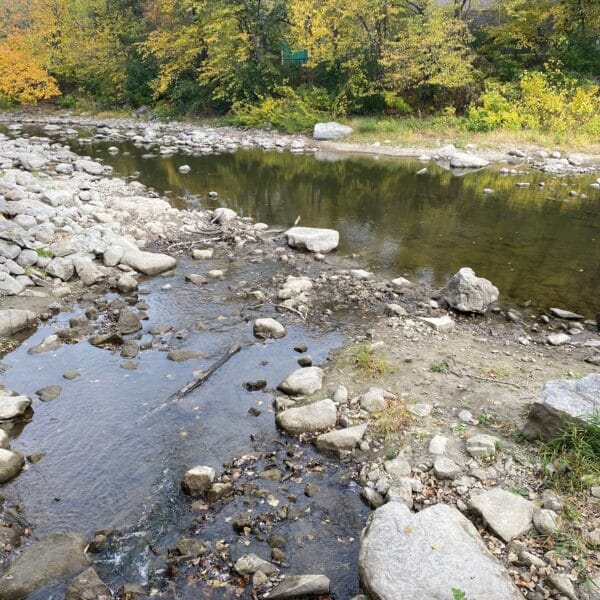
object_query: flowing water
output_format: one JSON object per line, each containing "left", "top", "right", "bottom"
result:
{"left": 2, "top": 124, "right": 600, "bottom": 597}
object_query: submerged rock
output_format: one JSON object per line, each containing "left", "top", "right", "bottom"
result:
{"left": 444, "top": 267, "right": 499, "bottom": 313}
{"left": 35, "top": 385, "right": 62, "bottom": 402}
{"left": 359, "top": 503, "right": 522, "bottom": 600}
{"left": 286, "top": 227, "right": 339, "bottom": 253}
{"left": 0, "top": 532, "right": 89, "bottom": 599}
{"left": 522, "top": 374, "right": 600, "bottom": 440}
{"left": 276, "top": 399, "right": 337, "bottom": 434}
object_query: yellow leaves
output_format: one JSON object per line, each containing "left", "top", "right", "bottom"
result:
{"left": 0, "top": 36, "right": 60, "bottom": 105}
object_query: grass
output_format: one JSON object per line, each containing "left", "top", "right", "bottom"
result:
{"left": 372, "top": 401, "right": 411, "bottom": 438}
{"left": 351, "top": 343, "right": 390, "bottom": 376}
{"left": 541, "top": 414, "right": 600, "bottom": 493}
{"left": 430, "top": 360, "right": 450, "bottom": 374}
{"left": 344, "top": 115, "right": 600, "bottom": 153}
{"left": 36, "top": 247, "right": 53, "bottom": 258}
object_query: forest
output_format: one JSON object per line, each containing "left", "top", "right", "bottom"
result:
{"left": 1, "top": 0, "right": 600, "bottom": 136}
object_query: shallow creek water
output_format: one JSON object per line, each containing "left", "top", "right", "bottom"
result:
{"left": 2, "top": 124, "right": 600, "bottom": 597}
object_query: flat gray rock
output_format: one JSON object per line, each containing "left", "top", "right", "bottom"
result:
{"left": 316, "top": 424, "right": 367, "bottom": 456}
{"left": 0, "top": 309, "right": 37, "bottom": 336}
{"left": 276, "top": 399, "right": 337, "bottom": 434}
{"left": 522, "top": 374, "right": 600, "bottom": 440}
{"left": 444, "top": 267, "right": 499, "bottom": 313}
{"left": 265, "top": 574, "right": 331, "bottom": 599}
{"left": 286, "top": 227, "right": 339, "bottom": 253}
{"left": 0, "top": 532, "right": 88, "bottom": 599}
{"left": 121, "top": 250, "right": 176, "bottom": 275}
{"left": 468, "top": 488, "right": 534, "bottom": 542}
{"left": 35, "top": 385, "right": 62, "bottom": 402}
{"left": 359, "top": 388, "right": 386, "bottom": 413}
{"left": 278, "top": 367, "right": 323, "bottom": 396}
{"left": 253, "top": 318, "right": 286, "bottom": 340}
{"left": 550, "top": 307, "right": 584, "bottom": 320}
{"left": 66, "top": 567, "right": 111, "bottom": 600}
{"left": 359, "top": 502, "right": 523, "bottom": 600}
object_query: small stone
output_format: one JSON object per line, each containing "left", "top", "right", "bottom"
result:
{"left": 359, "top": 388, "right": 387, "bottom": 413}
{"left": 428, "top": 434, "right": 447, "bottom": 455}
{"left": 234, "top": 554, "right": 278, "bottom": 577}
{"left": 384, "top": 457, "right": 411, "bottom": 478}
{"left": 333, "top": 385, "right": 348, "bottom": 403}
{"left": 253, "top": 318, "right": 286, "bottom": 340}
{"left": 181, "top": 466, "right": 215, "bottom": 497}
{"left": 35, "top": 385, "right": 62, "bottom": 402}
{"left": 458, "top": 409, "right": 473, "bottom": 422}
{"left": 542, "top": 489, "right": 563, "bottom": 512}
{"left": 433, "top": 457, "right": 461, "bottom": 480}
{"left": 362, "top": 486, "right": 385, "bottom": 508}
{"left": 466, "top": 434, "right": 499, "bottom": 459}
{"left": 547, "top": 333, "right": 571, "bottom": 346}
{"left": 192, "top": 248, "right": 214, "bottom": 260}
{"left": 533, "top": 508, "right": 559, "bottom": 535}
{"left": 418, "top": 315, "right": 455, "bottom": 333}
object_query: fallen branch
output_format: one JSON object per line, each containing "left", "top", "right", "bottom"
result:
{"left": 171, "top": 341, "right": 241, "bottom": 400}
{"left": 274, "top": 303, "right": 307, "bottom": 321}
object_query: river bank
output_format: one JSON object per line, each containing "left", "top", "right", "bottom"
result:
{"left": 0, "top": 121, "right": 598, "bottom": 599}
{"left": 2, "top": 108, "right": 600, "bottom": 176}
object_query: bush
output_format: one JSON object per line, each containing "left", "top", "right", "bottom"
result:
{"left": 467, "top": 70, "right": 600, "bottom": 134}
{"left": 230, "top": 86, "right": 327, "bottom": 133}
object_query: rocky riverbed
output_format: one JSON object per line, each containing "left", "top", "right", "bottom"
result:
{"left": 0, "top": 123, "right": 598, "bottom": 599}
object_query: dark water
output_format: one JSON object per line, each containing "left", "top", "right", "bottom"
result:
{"left": 1, "top": 254, "right": 367, "bottom": 597}
{"left": 83, "top": 141, "right": 600, "bottom": 317}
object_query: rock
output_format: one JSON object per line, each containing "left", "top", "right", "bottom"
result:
{"left": 35, "top": 385, "right": 62, "bottom": 402}
{"left": 313, "top": 121, "right": 353, "bottom": 140}
{"left": 207, "top": 482, "right": 233, "bottom": 503}
{"left": 117, "top": 273, "right": 138, "bottom": 293}
{"left": 89, "top": 332, "right": 123, "bottom": 347}
{"left": 466, "top": 434, "right": 499, "bottom": 459}
{"left": 316, "top": 424, "right": 367, "bottom": 456}
{"left": 0, "top": 430, "right": 9, "bottom": 450}
{"left": 0, "top": 273, "right": 24, "bottom": 296}
{"left": 192, "top": 248, "right": 214, "bottom": 260}
{"left": 120, "top": 341, "right": 139, "bottom": 359}
{"left": 428, "top": 434, "right": 447, "bottom": 455}
{"left": 0, "top": 532, "right": 88, "bottom": 600}
{"left": 75, "top": 159, "right": 104, "bottom": 175}
{"left": 16, "top": 249, "right": 38, "bottom": 267}
{"left": 121, "top": 250, "right": 176, "bottom": 275}
{"left": 0, "top": 241, "right": 20, "bottom": 261}
{"left": 579, "top": 576, "right": 600, "bottom": 600}
{"left": 550, "top": 307, "right": 584, "bottom": 320}
{"left": 286, "top": 227, "right": 339, "bottom": 253}
{"left": 444, "top": 267, "right": 499, "bottom": 313}
{"left": 212, "top": 207, "right": 236, "bottom": 223}
{"left": 0, "top": 395, "right": 31, "bottom": 421}
{"left": 234, "top": 553, "right": 278, "bottom": 576}
{"left": 181, "top": 466, "right": 215, "bottom": 497}
{"left": 276, "top": 399, "right": 337, "bottom": 434}
{"left": 359, "top": 388, "right": 387, "bottom": 413}
{"left": 362, "top": 485, "right": 385, "bottom": 508}
{"left": 384, "top": 456, "right": 411, "bottom": 478}
{"left": 265, "top": 574, "right": 330, "bottom": 599}
{"left": 458, "top": 409, "right": 473, "bottom": 422}
{"left": 391, "top": 277, "right": 412, "bottom": 288}
{"left": 47, "top": 257, "right": 75, "bottom": 281}
{"left": 546, "top": 573, "right": 578, "bottom": 600}
{"left": 333, "top": 385, "right": 348, "bottom": 404}
{"left": 116, "top": 308, "right": 142, "bottom": 335}
{"left": 449, "top": 152, "right": 490, "bottom": 169}
{"left": 433, "top": 457, "right": 461, "bottom": 480}
{"left": 28, "top": 334, "right": 61, "bottom": 354}
{"left": 359, "top": 503, "right": 522, "bottom": 600}
{"left": 533, "top": 508, "right": 559, "bottom": 535}
{"left": 0, "top": 309, "right": 37, "bottom": 336}
{"left": 253, "top": 318, "right": 286, "bottom": 340}
{"left": 522, "top": 374, "right": 600, "bottom": 441}
{"left": 178, "top": 165, "right": 191, "bottom": 174}
{"left": 297, "top": 355, "right": 312, "bottom": 367}
{"left": 0, "top": 449, "right": 24, "bottom": 483}
{"left": 167, "top": 349, "right": 205, "bottom": 362}
{"left": 468, "top": 488, "right": 534, "bottom": 541}
{"left": 407, "top": 402, "right": 432, "bottom": 418}
{"left": 66, "top": 567, "right": 112, "bottom": 600}
{"left": 174, "top": 538, "right": 208, "bottom": 557}
{"left": 418, "top": 315, "right": 455, "bottom": 333}
{"left": 386, "top": 478, "right": 414, "bottom": 508}
{"left": 278, "top": 366, "right": 323, "bottom": 396}
{"left": 547, "top": 333, "right": 571, "bottom": 346}
{"left": 103, "top": 246, "right": 123, "bottom": 267}
{"left": 385, "top": 303, "right": 407, "bottom": 317}
{"left": 541, "top": 489, "right": 563, "bottom": 512}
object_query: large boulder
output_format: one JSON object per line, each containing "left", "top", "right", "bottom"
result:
{"left": 313, "top": 122, "right": 353, "bottom": 141}
{"left": 66, "top": 567, "right": 112, "bottom": 600}
{"left": 437, "top": 144, "right": 490, "bottom": 169}
{"left": 253, "top": 318, "right": 286, "bottom": 340}
{"left": 468, "top": 488, "right": 534, "bottom": 542}
{"left": 72, "top": 256, "right": 105, "bottom": 287}
{"left": 522, "top": 374, "right": 600, "bottom": 441}
{"left": 0, "top": 449, "right": 24, "bottom": 483}
{"left": 121, "top": 250, "right": 176, "bottom": 275}
{"left": 359, "top": 502, "right": 523, "bottom": 600}
{"left": 286, "top": 227, "right": 339, "bottom": 253}
{"left": 0, "top": 309, "right": 37, "bottom": 336}
{"left": 0, "top": 532, "right": 89, "bottom": 599}
{"left": 181, "top": 465, "right": 215, "bottom": 497}
{"left": 0, "top": 273, "right": 24, "bottom": 296}
{"left": 278, "top": 367, "right": 323, "bottom": 396}
{"left": 0, "top": 395, "right": 32, "bottom": 421}
{"left": 444, "top": 267, "right": 499, "bottom": 313}
{"left": 276, "top": 399, "right": 337, "bottom": 434}
{"left": 46, "top": 257, "right": 75, "bottom": 282}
